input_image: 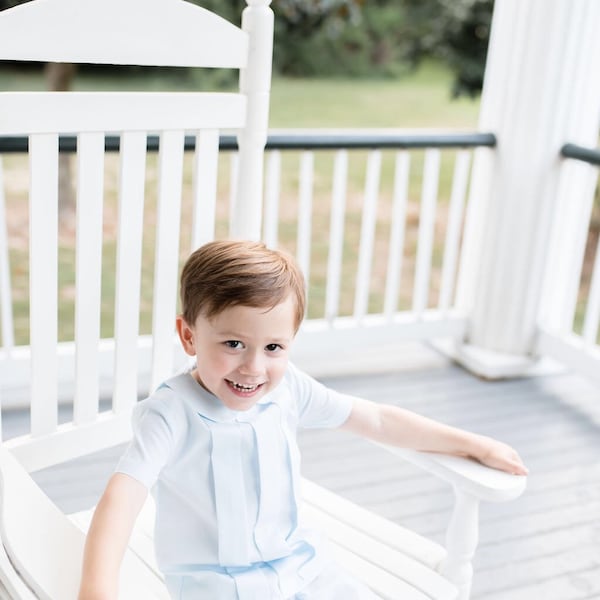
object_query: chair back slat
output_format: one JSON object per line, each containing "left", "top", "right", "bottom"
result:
{"left": 150, "top": 131, "right": 185, "bottom": 391}
{"left": 73, "top": 133, "right": 105, "bottom": 424}
{"left": 263, "top": 150, "right": 281, "bottom": 247}
{"left": 112, "top": 132, "right": 147, "bottom": 414}
{"left": 0, "top": 0, "right": 248, "bottom": 68}
{"left": 29, "top": 134, "right": 59, "bottom": 437}
{"left": 191, "top": 129, "right": 220, "bottom": 249}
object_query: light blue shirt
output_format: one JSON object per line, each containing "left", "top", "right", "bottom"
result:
{"left": 116, "top": 363, "right": 353, "bottom": 599}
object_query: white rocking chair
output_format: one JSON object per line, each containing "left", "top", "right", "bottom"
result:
{"left": 0, "top": 1, "right": 526, "bottom": 599}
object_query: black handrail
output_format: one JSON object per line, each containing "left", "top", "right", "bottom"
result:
{"left": 561, "top": 143, "right": 600, "bottom": 167}
{"left": 0, "top": 132, "right": 497, "bottom": 154}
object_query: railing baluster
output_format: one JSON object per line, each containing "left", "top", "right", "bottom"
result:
{"left": 296, "top": 151, "right": 314, "bottom": 284}
{"left": 0, "top": 157, "right": 14, "bottom": 353}
{"left": 412, "top": 149, "right": 441, "bottom": 315}
{"left": 150, "top": 131, "right": 185, "bottom": 391}
{"left": 29, "top": 134, "right": 58, "bottom": 436}
{"left": 191, "top": 129, "right": 219, "bottom": 250}
{"left": 439, "top": 150, "right": 471, "bottom": 312}
{"left": 325, "top": 150, "right": 348, "bottom": 322}
{"left": 73, "top": 133, "right": 105, "bottom": 424}
{"left": 113, "top": 132, "right": 147, "bottom": 414}
{"left": 384, "top": 151, "right": 410, "bottom": 319}
{"left": 354, "top": 150, "right": 382, "bottom": 321}
{"left": 582, "top": 235, "right": 600, "bottom": 344}
{"left": 263, "top": 150, "right": 281, "bottom": 248}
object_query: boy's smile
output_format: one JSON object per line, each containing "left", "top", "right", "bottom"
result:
{"left": 176, "top": 296, "right": 297, "bottom": 411}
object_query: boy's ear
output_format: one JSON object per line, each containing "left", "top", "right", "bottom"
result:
{"left": 176, "top": 315, "right": 196, "bottom": 356}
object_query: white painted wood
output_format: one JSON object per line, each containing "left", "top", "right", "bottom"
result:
{"left": 354, "top": 151, "right": 382, "bottom": 321}
{"left": 191, "top": 130, "right": 219, "bottom": 250}
{"left": 325, "top": 150, "right": 348, "bottom": 321}
{"left": 412, "top": 149, "right": 441, "bottom": 314}
{"left": 542, "top": 161, "right": 599, "bottom": 334}
{"left": 29, "top": 134, "right": 58, "bottom": 437}
{"left": 300, "top": 478, "right": 446, "bottom": 570}
{"left": 439, "top": 151, "right": 471, "bottom": 312}
{"left": 329, "top": 544, "right": 435, "bottom": 600}
{"left": 0, "top": 542, "right": 37, "bottom": 600}
{"left": 439, "top": 490, "right": 479, "bottom": 600}
{"left": 536, "top": 327, "right": 600, "bottom": 387}
{"left": 0, "top": 447, "right": 169, "bottom": 599}
{"left": 459, "top": 0, "right": 600, "bottom": 365}
{"left": 150, "top": 131, "right": 184, "bottom": 391}
{"left": 0, "top": 0, "right": 248, "bottom": 68}
{"left": 112, "top": 132, "right": 147, "bottom": 414}
{"left": 293, "top": 311, "right": 468, "bottom": 378}
{"left": 296, "top": 152, "right": 314, "bottom": 282}
{"left": 230, "top": 0, "right": 274, "bottom": 241}
{"left": 0, "top": 158, "right": 14, "bottom": 352}
{"left": 262, "top": 150, "right": 281, "bottom": 247}
{"left": 582, "top": 234, "right": 600, "bottom": 345}
{"left": 73, "top": 133, "right": 104, "bottom": 425}
{"left": 228, "top": 153, "right": 240, "bottom": 233}
{"left": 0, "top": 93, "right": 246, "bottom": 135}
{"left": 4, "top": 411, "right": 133, "bottom": 474}
{"left": 383, "top": 151, "right": 410, "bottom": 318}
{"left": 539, "top": 2, "right": 600, "bottom": 336}
{"left": 381, "top": 446, "right": 527, "bottom": 503}
{"left": 0, "top": 447, "right": 84, "bottom": 600}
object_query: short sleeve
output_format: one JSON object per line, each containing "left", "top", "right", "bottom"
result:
{"left": 286, "top": 363, "right": 353, "bottom": 429}
{"left": 115, "top": 387, "right": 183, "bottom": 489}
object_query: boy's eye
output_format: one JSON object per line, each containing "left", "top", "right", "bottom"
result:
{"left": 265, "top": 343, "right": 282, "bottom": 352}
{"left": 224, "top": 340, "right": 243, "bottom": 349}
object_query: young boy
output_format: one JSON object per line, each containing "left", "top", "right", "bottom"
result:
{"left": 78, "top": 240, "right": 527, "bottom": 600}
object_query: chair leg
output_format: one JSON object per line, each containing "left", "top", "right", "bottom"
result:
{"left": 439, "top": 487, "right": 480, "bottom": 600}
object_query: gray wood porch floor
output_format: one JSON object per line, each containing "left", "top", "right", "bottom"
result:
{"left": 5, "top": 344, "right": 600, "bottom": 600}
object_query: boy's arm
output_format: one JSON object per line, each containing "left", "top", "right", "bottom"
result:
{"left": 339, "top": 397, "right": 528, "bottom": 476}
{"left": 78, "top": 473, "right": 148, "bottom": 600}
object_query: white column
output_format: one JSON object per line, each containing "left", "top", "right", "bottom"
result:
{"left": 230, "top": 0, "right": 273, "bottom": 241}
{"left": 454, "top": 0, "right": 600, "bottom": 377}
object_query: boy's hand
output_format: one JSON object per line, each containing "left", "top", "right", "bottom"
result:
{"left": 473, "top": 435, "right": 529, "bottom": 476}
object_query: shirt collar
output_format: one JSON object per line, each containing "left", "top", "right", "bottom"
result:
{"left": 162, "top": 371, "right": 279, "bottom": 423}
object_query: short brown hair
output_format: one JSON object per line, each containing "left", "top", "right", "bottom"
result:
{"left": 180, "top": 240, "right": 306, "bottom": 331}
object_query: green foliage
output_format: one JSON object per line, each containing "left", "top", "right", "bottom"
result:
{"left": 399, "top": 0, "right": 493, "bottom": 97}
{"left": 275, "top": 1, "right": 408, "bottom": 78}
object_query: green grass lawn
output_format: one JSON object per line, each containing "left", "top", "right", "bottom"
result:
{"left": 0, "top": 61, "right": 480, "bottom": 128}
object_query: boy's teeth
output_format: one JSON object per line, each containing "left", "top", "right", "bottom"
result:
{"left": 231, "top": 381, "right": 258, "bottom": 391}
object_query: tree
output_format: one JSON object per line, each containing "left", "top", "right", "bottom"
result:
{"left": 399, "top": 0, "right": 493, "bottom": 97}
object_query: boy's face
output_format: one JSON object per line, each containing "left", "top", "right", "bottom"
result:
{"left": 176, "top": 295, "right": 297, "bottom": 412}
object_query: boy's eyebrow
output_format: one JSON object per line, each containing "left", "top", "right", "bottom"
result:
{"left": 217, "top": 330, "right": 292, "bottom": 343}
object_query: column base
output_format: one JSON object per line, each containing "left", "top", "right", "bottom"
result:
{"left": 432, "top": 340, "right": 565, "bottom": 380}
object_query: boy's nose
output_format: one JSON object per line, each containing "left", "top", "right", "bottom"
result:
{"left": 239, "top": 351, "right": 265, "bottom": 376}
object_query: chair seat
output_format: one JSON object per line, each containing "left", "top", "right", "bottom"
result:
{"left": 70, "top": 480, "right": 458, "bottom": 600}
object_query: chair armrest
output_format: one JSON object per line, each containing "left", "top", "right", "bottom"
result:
{"left": 376, "top": 444, "right": 527, "bottom": 502}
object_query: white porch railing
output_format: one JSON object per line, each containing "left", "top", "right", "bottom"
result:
{"left": 536, "top": 143, "right": 600, "bottom": 384}
{"left": 0, "top": 130, "right": 490, "bottom": 406}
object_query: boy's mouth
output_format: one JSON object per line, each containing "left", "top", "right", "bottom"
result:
{"left": 225, "top": 379, "right": 264, "bottom": 394}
